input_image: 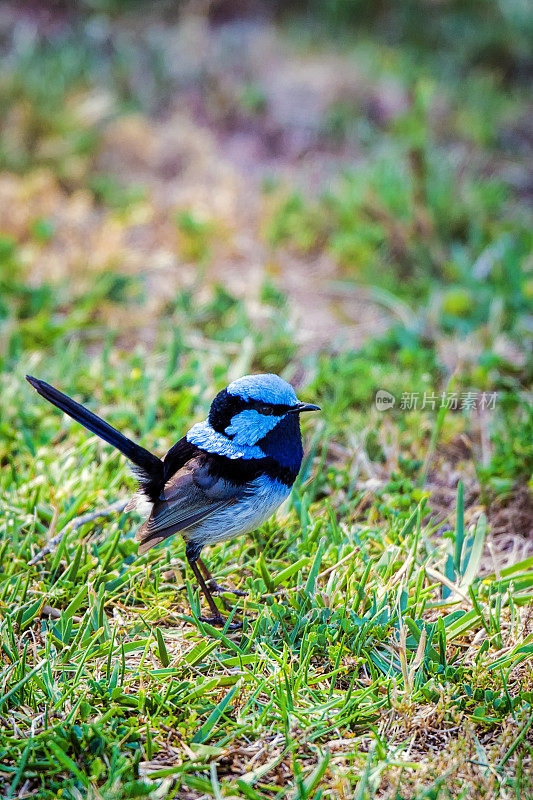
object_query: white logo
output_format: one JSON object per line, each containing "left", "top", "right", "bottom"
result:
{"left": 375, "top": 390, "right": 395, "bottom": 411}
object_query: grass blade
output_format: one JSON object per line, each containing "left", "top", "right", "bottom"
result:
{"left": 454, "top": 481, "right": 464, "bottom": 575}
{"left": 155, "top": 627, "right": 170, "bottom": 667}
{"left": 191, "top": 683, "right": 239, "bottom": 744}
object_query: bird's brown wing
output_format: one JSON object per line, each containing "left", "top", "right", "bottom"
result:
{"left": 135, "top": 455, "right": 244, "bottom": 554}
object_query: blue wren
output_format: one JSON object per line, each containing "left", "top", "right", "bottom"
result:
{"left": 26, "top": 373, "right": 320, "bottom": 628}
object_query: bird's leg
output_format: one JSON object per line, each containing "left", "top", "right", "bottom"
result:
{"left": 186, "top": 544, "right": 241, "bottom": 630}
{"left": 188, "top": 559, "right": 224, "bottom": 623}
{"left": 198, "top": 557, "right": 247, "bottom": 597}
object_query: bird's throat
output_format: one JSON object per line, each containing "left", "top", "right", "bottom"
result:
{"left": 258, "top": 414, "right": 304, "bottom": 473}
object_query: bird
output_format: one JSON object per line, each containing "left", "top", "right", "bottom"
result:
{"left": 26, "top": 373, "right": 320, "bottom": 629}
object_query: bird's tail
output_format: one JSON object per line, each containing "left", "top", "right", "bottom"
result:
{"left": 26, "top": 376, "right": 163, "bottom": 497}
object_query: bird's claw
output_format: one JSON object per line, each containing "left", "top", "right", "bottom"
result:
{"left": 208, "top": 581, "right": 247, "bottom": 597}
{"left": 199, "top": 615, "right": 242, "bottom": 631}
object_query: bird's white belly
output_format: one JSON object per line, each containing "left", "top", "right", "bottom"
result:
{"left": 189, "top": 475, "right": 291, "bottom": 546}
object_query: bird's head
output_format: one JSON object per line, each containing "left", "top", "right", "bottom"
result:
{"left": 208, "top": 374, "right": 319, "bottom": 448}
{"left": 187, "top": 374, "right": 319, "bottom": 471}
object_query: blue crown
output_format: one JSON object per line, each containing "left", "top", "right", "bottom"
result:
{"left": 226, "top": 374, "right": 298, "bottom": 406}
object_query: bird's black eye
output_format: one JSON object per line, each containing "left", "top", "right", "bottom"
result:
{"left": 255, "top": 403, "right": 273, "bottom": 415}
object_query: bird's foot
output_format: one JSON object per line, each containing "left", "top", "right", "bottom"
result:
{"left": 208, "top": 580, "right": 247, "bottom": 597}
{"left": 199, "top": 614, "right": 242, "bottom": 631}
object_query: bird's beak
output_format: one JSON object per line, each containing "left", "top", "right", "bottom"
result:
{"left": 288, "top": 402, "right": 321, "bottom": 414}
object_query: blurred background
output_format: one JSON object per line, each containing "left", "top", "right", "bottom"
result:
{"left": 1, "top": 0, "right": 532, "bottom": 553}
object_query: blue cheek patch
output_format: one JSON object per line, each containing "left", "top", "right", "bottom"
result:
{"left": 187, "top": 420, "right": 267, "bottom": 460}
{"left": 225, "top": 410, "right": 283, "bottom": 446}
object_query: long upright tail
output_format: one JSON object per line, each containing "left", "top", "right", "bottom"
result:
{"left": 26, "top": 376, "right": 163, "bottom": 499}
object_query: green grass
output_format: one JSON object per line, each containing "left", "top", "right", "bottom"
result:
{"left": 1, "top": 279, "right": 532, "bottom": 798}
{"left": 0, "top": 3, "right": 532, "bottom": 798}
